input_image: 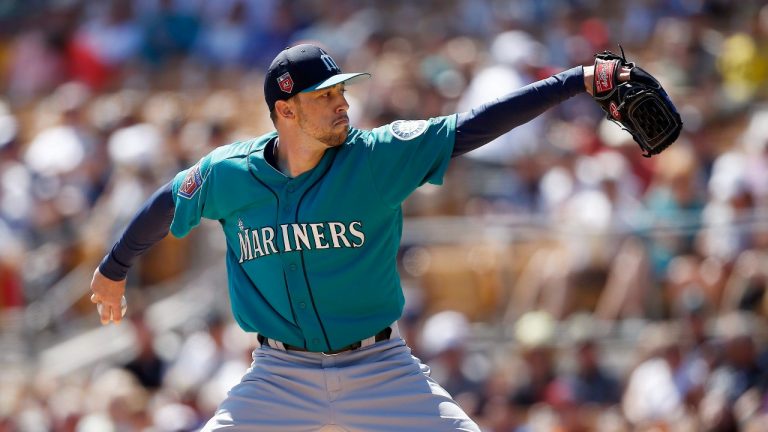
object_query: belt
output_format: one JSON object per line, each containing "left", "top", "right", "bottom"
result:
{"left": 258, "top": 324, "right": 396, "bottom": 355}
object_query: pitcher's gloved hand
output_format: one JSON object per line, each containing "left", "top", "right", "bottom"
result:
{"left": 592, "top": 46, "right": 683, "bottom": 157}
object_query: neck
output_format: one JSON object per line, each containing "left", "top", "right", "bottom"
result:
{"left": 274, "top": 135, "right": 328, "bottom": 178}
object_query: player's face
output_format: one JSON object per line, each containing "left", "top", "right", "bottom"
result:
{"left": 293, "top": 84, "right": 350, "bottom": 147}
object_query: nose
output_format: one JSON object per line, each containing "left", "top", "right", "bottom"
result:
{"left": 336, "top": 95, "right": 349, "bottom": 113}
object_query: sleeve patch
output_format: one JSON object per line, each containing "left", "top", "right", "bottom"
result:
{"left": 178, "top": 163, "right": 204, "bottom": 199}
{"left": 388, "top": 120, "right": 428, "bottom": 141}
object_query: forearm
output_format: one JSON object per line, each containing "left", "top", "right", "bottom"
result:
{"left": 453, "top": 66, "right": 586, "bottom": 157}
{"left": 98, "top": 181, "right": 176, "bottom": 281}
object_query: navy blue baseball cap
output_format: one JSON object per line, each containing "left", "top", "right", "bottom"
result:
{"left": 264, "top": 44, "right": 370, "bottom": 111}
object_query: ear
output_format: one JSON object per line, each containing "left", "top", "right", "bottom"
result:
{"left": 274, "top": 100, "right": 295, "bottom": 120}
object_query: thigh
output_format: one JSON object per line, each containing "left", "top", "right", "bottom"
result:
{"left": 200, "top": 349, "right": 331, "bottom": 432}
{"left": 335, "top": 340, "right": 480, "bottom": 432}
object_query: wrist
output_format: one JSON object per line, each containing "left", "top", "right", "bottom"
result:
{"left": 583, "top": 65, "right": 595, "bottom": 96}
{"left": 98, "top": 252, "right": 129, "bottom": 282}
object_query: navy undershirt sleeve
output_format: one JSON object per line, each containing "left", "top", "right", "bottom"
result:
{"left": 98, "top": 181, "right": 176, "bottom": 281}
{"left": 453, "top": 66, "right": 585, "bottom": 157}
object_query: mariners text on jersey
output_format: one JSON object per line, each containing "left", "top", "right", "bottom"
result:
{"left": 238, "top": 221, "right": 365, "bottom": 263}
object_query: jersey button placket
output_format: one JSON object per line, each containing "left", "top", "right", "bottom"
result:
{"left": 279, "top": 183, "right": 327, "bottom": 352}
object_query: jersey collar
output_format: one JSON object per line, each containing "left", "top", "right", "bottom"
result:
{"left": 248, "top": 132, "right": 340, "bottom": 189}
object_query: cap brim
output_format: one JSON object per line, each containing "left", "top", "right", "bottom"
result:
{"left": 301, "top": 72, "right": 371, "bottom": 92}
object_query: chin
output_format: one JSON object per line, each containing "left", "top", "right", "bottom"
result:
{"left": 325, "top": 138, "right": 346, "bottom": 148}
{"left": 323, "top": 128, "right": 349, "bottom": 147}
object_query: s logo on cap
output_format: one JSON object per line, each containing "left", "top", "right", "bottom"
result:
{"left": 278, "top": 72, "right": 294, "bottom": 93}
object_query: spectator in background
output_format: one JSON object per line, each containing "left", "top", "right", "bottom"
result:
{"left": 456, "top": 29, "right": 565, "bottom": 219}
{"left": 739, "top": 109, "right": 768, "bottom": 208}
{"left": 702, "top": 148, "right": 758, "bottom": 264}
{"left": 457, "top": 30, "right": 546, "bottom": 167}
{"left": 0, "top": 105, "right": 25, "bottom": 309}
{"left": 140, "top": 0, "right": 201, "bottom": 67}
{"left": 122, "top": 313, "right": 166, "bottom": 390}
{"left": 70, "top": 0, "right": 142, "bottom": 89}
{"left": 563, "top": 336, "right": 621, "bottom": 406}
{"left": 241, "top": 1, "right": 302, "bottom": 68}
{"left": 78, "top": 368, "right": 153, "bottom": 432}
{"left": 508, "top": 311, "right": 559, "bottom": 408}
{"left": 700, "top": 312, "right": 768, "bottom": 430}
{"left": 419, "top": 310, "right": 487, "bottom": 418}
{"left": 194, "top": 0, "right": 249, "bottom": 68}
{"left": 290, "top": 0, "right": 376, "bottom": 60}
{"left": 674, "top": 293, "right": 720, "bottom": 415}
{"left": 20, "top": 82, "right": 103, "bottom": 299}
{"left": 644, "top": 143, "right": 707, "bottom": 283}
{"left": 6, "top": 9, "right": 72, "bottom": 102}
{"left": 622, "top": 322, "right": 688, "bottom": 428}
{"left": 161, "top": 312, "right": 253, "bottom": 420}
{"left": 717, "top": 26, "right": 768, "bottom": 107}
{"left": 99, "top": 93, "right": 171, "bottom": 231}
{"left": 23, "top": 82, "right": 96, "bottom": 178}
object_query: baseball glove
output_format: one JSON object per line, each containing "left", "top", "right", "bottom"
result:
{"left": 592, "top": 46, "right": 682, "bottom": 157}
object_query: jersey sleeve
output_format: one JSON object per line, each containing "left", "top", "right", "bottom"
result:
{"left": 169, "top": 154, "right": 215, "bottom": 238}
{"left": 365, "top": 115, "right": 456, "bottom": 207}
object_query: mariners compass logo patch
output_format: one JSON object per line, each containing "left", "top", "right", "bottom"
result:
{"left": 389, "top": 120, "right": 428, "bottom": 141}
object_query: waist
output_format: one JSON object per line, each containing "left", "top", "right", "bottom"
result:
{"left": 257, "top": 323, "right": 399, "bottom": 355}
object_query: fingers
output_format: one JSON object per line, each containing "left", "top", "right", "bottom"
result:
{"left": 91, "top": 293, "right": 127, "bottom": 325}
{"left": 618, "top": 67, "right": 631, "bottom": 82}
{"left": 98, "top": 301, "right": 115, "bottom": 325}
{"left": 96, "top": 299, "right": 118, "bottom": 325}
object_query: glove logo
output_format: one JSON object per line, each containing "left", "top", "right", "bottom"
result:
{"left": 278, "top": 72, "right": 294, "bottom": 93}
{"left": 609, "top": 102, "right": 621, "bottom": 120}
{"left": 389, "top": 120, "right": 428, "bottom": 141}
{"left": 595, "top": 61, "right": 614, "bottom": 93}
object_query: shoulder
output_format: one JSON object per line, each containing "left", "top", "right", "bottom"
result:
{"left": 207, "top": 133, "right": 275, "bottom": 171}
{"left": 208, "top": 137, "right": 260, "bottom": 164}
{"left": 361, "top": 115, "right": 456, "bottom": 146}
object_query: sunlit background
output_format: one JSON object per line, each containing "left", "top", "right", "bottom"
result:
{"left": 1, "top": 0, "right": 768, "bottom": 431}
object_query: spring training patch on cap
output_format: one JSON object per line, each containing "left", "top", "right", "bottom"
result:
{"left": 178, "top": 163, "right": 203, "bottom": 199}
{"left": 389, "top": 120, "right": 428, "bottom": 141}
{"left": 278, "top": 72, "right": 294, "bottom": 93}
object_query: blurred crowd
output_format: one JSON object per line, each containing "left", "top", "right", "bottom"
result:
{"left": 1, "top": 0, "right": 768, "bottom": 431}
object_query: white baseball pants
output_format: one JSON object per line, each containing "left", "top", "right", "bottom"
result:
{"left": 200, "top": 335, "right": 479, "bottom": 431}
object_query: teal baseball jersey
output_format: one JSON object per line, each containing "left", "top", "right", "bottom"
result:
{"left": 170, "top": 115, "right": 456, "bottom": 352}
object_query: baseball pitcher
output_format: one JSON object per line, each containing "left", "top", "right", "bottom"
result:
{"left": 90, "top": 43, "right": 679, "bottom": 431}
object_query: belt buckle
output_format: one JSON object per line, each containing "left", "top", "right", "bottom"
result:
{"left": 321, "top": 341, "right": 360, "bottom": 356}
{"left": 321, "top": 347, "right": 347, "bottom": 356}
{"left": 321, "top": 326, "right": 392, "bottom": 355}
